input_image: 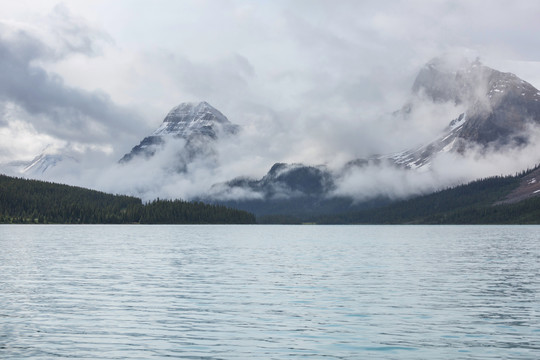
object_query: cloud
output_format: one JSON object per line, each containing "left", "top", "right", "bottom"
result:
{"left": 332, "top": 124, "right": 540, "bottom": 202}
{"left": 46, "top": 3, "right": 112, "bottom": 57}
{"left": 2, "top": 1, "right": 540, "bottom": 205}
{"left": 0, "top": 5, "right": 148, "bottom": 161}
{"left": 141, "top": 51, "right": 256, "bottom": 108}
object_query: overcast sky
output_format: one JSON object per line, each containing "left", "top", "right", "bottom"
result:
{"left": 1, "top": 0, "right": 540, "bottom": 172}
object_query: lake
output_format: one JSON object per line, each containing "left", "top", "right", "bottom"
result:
{"left": 0, "top": 225, "right": 539, "bottom": 359}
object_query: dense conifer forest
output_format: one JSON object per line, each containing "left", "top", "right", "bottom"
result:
{"left": 313, "top": 175, "right": 524, "bottom": 224}
{"left": 0, "top": 175, "right": 256, "bottom": 224}
{"left": 3, "top": 167, "right": 540, "bottom": 225}
{"left": 258, "top": 167, "right": 540, "bottom": 224}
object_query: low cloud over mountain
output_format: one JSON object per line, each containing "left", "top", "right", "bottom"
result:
{"left": 9, "top": 57, "right": 537, "bottom": 217}
{"left": 2, "top": 2, "right": 540, "bottom": 216}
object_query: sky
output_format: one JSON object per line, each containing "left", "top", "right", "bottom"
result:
{"left": 1, "top": 0, "right": 540, "bottom": 199}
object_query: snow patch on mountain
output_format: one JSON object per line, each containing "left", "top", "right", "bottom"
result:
{"left": 0, "top": 145, "right": 79, "bottom": 178}
{"left": 368, "top": 57, "right": 540, "bottom": 171}
{"left": 23, "top": 153, "right": 65, "bottom": 175}
{"left": 119, "top": 101, "right": 239, "bottom": 167}
{"left": 152, "top": 101, "right": 238, "bottom": 138}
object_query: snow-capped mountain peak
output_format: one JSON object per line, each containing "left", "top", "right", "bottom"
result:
{"left": 23, "top": 153, "right": 65, "bottom": 175}
{"left": 0, "top": 145, "right": 79, "bottom": 178}
{"left": 119, "top": 101, "right": 239, "bottom": 167}
{"left": 352, "top": 58, "right": 540, "bottom": 172}
{"left": 152, "top": 101, "right": 235, "bottom": 138}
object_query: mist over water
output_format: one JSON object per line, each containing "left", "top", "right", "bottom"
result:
{"left": 1, "top": 225, "right": 539, "bottom": 359}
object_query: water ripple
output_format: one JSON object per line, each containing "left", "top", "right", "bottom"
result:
{"left": 0, "top": 224, "right": 539, "bottom": 359}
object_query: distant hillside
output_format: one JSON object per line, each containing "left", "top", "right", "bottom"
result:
{"left": 0, "top": 175, "right": 255, "bottom": 224}
{"left": 258, "top": 166, "right": 540, "bottom": 224}
{"left": 315, "top": 167, "right": 540, "bottom": 224}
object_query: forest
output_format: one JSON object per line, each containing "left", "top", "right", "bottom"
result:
{"left": 259, "top": 167, "right": 540, "bottom": 224}
{"left": 0, "top": 175, "right": 256, "bottom": 224}
{"left": 3, "top": 167, "right": 540, "bottom": 225}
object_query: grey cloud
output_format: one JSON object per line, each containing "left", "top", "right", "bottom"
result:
{"left": 0, "top": 17, "right": 146, "bottom": 152}
{"left": 3, "top": 0, "right": 540, "bottom": 204}
{"left": 332, "top": 129, "right": 540, "bottom": 203}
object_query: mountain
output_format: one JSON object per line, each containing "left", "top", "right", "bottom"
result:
{"left": 207, "top": 162, "right": 375, "bottom": 217}
{"left": 311, "top": 166, "right": 540, "bottom": 225}
{"left": 212, "top": 58, "right": 540, "bottom": 217}
{"left": 1, "top": 147, "right": 78, "bottom": 178}
{"left": 496, "top": 166, "right": 540, "bottom": 204}
{"left": 22, "top": 153, "right": 77, "bottom": 176}
{"left": 220, "top": 163, "right": 335, "bottom": 198}
{"left": 119, "top": 101, "right": 239, "bottom": 171}
{"left": 4, "top": 57, "right": 540, "bottom": 220}
{"left": 374, "top": 58, "right": 540, "bottom": 170}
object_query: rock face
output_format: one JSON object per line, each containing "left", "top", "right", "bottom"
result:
{"left": 496, "top": 167, "right": 540, "bottom": 205}
{"left": 214, "top": 58, "right": 540, "bottom": 215}
{"left": 152, "top": 101, "right": 238, "bottom": 138}
{"left": 22, "top": 153, "right": 68, "bottom": 175}
{"left": 6, "top": 57, "right": 540, "bottom": 217}
{"left": 209, "top": 163, "right": 375, "bottom": 217}
{"left": 1, "top": 147, "right": 78, "bottom": 178}
{"left": 419, "top": 58, "right": 540, "bottom": 144}
{"left": 219, "top": 163, "right": 335, "bottom": 199}
{"left": 376, "top": 58, "right": 540, "bottom": 170}
{"left": 119, "top": 102, "right": 239, "bottom": 170}
{"left": 457, "top": 69, "right": 540, "bottom": 147}
{"left": 380, "top": 113, "right": 468, "bottom": 170}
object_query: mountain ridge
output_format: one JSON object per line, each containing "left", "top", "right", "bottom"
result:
{"left": 3, "top": 57, "right": 540, "bottom": 220}
{"left": 212, "top": 58, "right": 540, "bottom": 215}
{"left": 351, "top": 58, "right": 540, "bottom": 171}
{"left": 308, "top": 165, "right": 540, "bottom": 225}
{"left": 119, "top": 101, "right": 239, "bottom": 166}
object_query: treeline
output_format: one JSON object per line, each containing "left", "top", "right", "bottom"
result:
{"left": 140, "top": 199, "right": 255, "bottom": 224}
{"left": 0, "top": 175, "right": 255, "bottom": 224}
{"left": 315, "top": 170, "right": 539, "bottom": 224}
{"left": 327, "top": 175, "right": 518, "bottom": 224}
{"left": 259, "top": 166, "right": 540, "bottom": 224}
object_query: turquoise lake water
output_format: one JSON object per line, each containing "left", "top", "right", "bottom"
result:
{"left": 1, "top": 225, "right": 539, "bottom": 359}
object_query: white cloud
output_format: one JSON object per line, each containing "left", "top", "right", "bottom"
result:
{"left": 1, "top": 0, "right": 540, "bottom": 202}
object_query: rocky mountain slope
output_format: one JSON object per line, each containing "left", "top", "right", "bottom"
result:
{"left": 206, "top": 163, "right": 374, "bottom": 217}
{"left": 311, "top": 166, "right": 540, "bottom": 225}
{"left": 119, "top": 101, "right": 238, "bottom": 171}
{"left": 212, "top": 58, "right": 540, "bottom": 216}
{"left": 1, "top": 102, "right": 239, "bottom": 178}
{"left": 414, "top": 58, "right": 540, "bottom": 143}
{"left": 376, "top": 58, "right": 540, "bottom": 170}
{"left": 1, "top": 147, "right": 78, "bottom": 178}
{"left": 3, "top": 57, "right": 540, "bottom": 219}
{"left": 216, "top": 163, "right": 335, "bottom": 199}
{"left": 496, "top": 166, "right": 540, "bottom": 204}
